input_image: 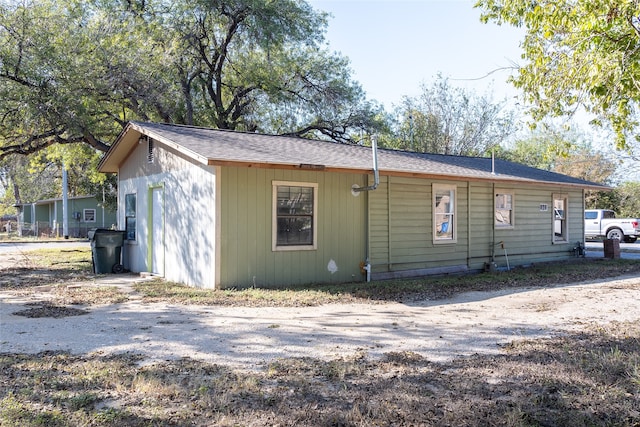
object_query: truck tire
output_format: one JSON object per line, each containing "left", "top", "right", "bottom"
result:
{"left": 606, "top": 228, "right": 624, "bottom": 241}
{"left": 624, "top": 236, "right": 638, "bottom": 243}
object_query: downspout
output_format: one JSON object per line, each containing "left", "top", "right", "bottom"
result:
{"left": 488, "top": 158, "right": 500, "bottom": 270}
{"left": 490, "top": 154, "right": 497, "bottom": 264}
{"left": 467, "top": 183, "right": 471, "bottom": 270}
{"left": 351, "top": 136, "right": 380, "bottom": 282}
{"left": 491, "top": 182, "right": 496, "bottom": 264}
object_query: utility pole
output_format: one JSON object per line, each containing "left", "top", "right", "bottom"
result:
{"left": 62, "top": 167, "right": 69, "bottom": 239}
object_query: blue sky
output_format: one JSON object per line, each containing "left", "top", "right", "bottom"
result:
{"left": 308, "top": 0, "right": 525, "bottom": 110}
{"left": 308, "top": 1, "right": 640, "bottom": 180}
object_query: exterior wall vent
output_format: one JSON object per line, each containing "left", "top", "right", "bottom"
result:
{"left": 147, "top": 137, "right": 154, "bottom": 163}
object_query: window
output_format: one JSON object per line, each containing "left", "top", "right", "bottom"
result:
{"left": 125, "top": 193, "right": 136, "bottom": 240}
{"left": 553, "top": 194, "right": 568, "bottom": 243}
{"left": 83, "top": 209, "right": 96, "bottom": 222}
{"left": 495, "top": 192, "right": 514, "bottom": 228}
{"left": 272, "top": 181, "right": 318, "bottom": 251}
{"left": 584, "top": 211, "right": 597, "bottom": 220}
{"left": 433, "top": 184, "right": 456, "bottom": 243}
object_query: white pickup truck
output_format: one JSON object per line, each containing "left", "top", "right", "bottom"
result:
{"left": 584, "top": 209, "right": 640, "bottom": 243}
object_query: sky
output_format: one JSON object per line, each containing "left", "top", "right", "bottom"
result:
{"left": 308, "top": 0, "right": 526, "bottom": 111}
{"left": 304, "top": 2, "right": 640, "bottom": 180}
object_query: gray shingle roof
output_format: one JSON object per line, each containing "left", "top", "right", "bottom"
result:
{"left": 105, "top": 121, "right": 607, "bottom": 189}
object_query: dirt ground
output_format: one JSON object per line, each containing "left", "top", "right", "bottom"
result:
{"left": 2, "top": 245, "right": 640, "bottom": 425}
{"left": 2, "top": 270, "right": 640, "bottom": 370}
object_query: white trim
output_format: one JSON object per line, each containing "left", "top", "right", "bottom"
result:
{"left": 433, "top": 183, "right": 457, "bottom": 244}
{"left": 272, "top": 180, "right": 318, "bottom": 251}
{"left": 552, "top": 193, "right": 569, "bottom": 244}
{"left": 494, "top": 190, "right": 515, "bottom": 229}
{"left": 148, "top": 184, "right": 165, "bottom": 275}
{"left": 214, "top": 166, "right": 222, "bottom": 289}
{"left": 83, "top": 208, "right": 96, "bottom": 223}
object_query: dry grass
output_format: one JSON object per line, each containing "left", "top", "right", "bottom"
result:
{"left": 5, "top": 246, "right": 640, "bottom": 308}
{"left": 3, "top": 248, "right": 640, "bottom": 425}
{"left": 134, "top": 257, "right": 640, "bottom": 306}
{"left": 1, "top": 322, "right": 639, "bottom": 426}
{"left": 0, "top": 247, "right": 93, "bottom": 289}
{"left": 134, "top": 278, "right": 369, "bottom": 307}
{"left": 0, "top": 247, "right": 128, "bottom": 306}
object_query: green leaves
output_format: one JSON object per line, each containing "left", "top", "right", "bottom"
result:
{"left": 476, "top": 0, "right": 640, "bottom": 152}
{"left": 0, "top": 0, "right": 383, "bottom": 211}
{"left": 0, "top": 0, "right": 378, "bottom": 163}
{"left": 501, "top": 124, "right": 617, "bottom": 187}
{"left": 390, "top": 76, "right": 514, "bottom": 156}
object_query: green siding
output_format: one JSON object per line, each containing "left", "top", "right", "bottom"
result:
{"left": 468, "top": 182, "right": 493, "bottom": 268}
{"left": 27, "top": 198, "right": 116, "bottom": 229}
{"left": 54, "top": 198, "right": 117, "bottom": 228}
{"left": 219, "top": 167, "right": 367, "bottom": 288}
{"left": 221, "top": 166, "right": 585, "bottom": 285}
{"left": 370, "top": 177, "right": 585, "bottom": 277}
{"left": 370, "top": 176, "right": 469, "bottom": 274}
{"left": 34, "top": 205, "right": 49, "bottom": 222}
{"left": 471, "top": 186, "right": 585, "bottom": 270}
{"left": 369, "top": 176, "right": 390, "bottom": 267}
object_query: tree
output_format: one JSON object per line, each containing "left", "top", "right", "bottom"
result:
{"left": 0, "top": 0, "right": 381, "bottom": 163}
{"left": 502, "top": 125, "right": 617, "bottom": 181}
{"left": 389, "top": 76, "right": 515, "bottom": 156}
{"left": 475, "top": 0, "right": 640, "bottom": 152}
{"left": 0, "top": 142, "right": 117, "bottom": 214}
{"left": 0, "top": 154, "right": 58, "bottom": 214}
{"left": 0, "top": 0, "right": 383, "bottom": 211}
{"left": 499, "top": 125, "right": 619, "bottom": 209}
{"left": 611, "top": 181, "right": 640, "bottom": 217}
{"left": 0, "top": 0, "right": 141, "bottom": 159}
{"left": 160, "top": 0, "right": 385, "bottom": 141}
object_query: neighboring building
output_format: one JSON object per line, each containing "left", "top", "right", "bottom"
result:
{"left": 15, "top": 195, "right": 116, "bottom": 238}
{"left": 98, "top": 121, "right": 607, "bottom": 289}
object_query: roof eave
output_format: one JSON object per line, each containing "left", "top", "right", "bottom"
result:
{"left": 130, "top": 122, "right": 210, "bottom": 166}
{"left": 97, "top": 122, "right": 135, "bottom": 173}
{"left": 207, "top": 158, "right": 609, "bottom": 190}
{"left": 98, "top": 122, "right": 210, "bottom": 173}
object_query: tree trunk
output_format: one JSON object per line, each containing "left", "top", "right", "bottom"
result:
{"left": 10, "top": 171, "right": 21, "bottom": 205}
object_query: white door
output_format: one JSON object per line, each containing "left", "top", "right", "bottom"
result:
{"left": 151, "top": 187, "right": 165, "bottom": 276}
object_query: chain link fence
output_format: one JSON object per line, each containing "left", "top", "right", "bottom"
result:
{"left": 1, "top": 221, "right": 93, "bottom": 239}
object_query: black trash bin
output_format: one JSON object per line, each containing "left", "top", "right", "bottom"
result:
{"left": 89, "top": 229, "right": 126, "bottom": 274}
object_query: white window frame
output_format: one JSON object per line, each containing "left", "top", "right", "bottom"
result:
{"left": 495, "top": 190, "right": 514, "bottom": 229}
{"left": 552, "top": 193, "right": 568, "bottom": 243}
{"left": 433, "top": 183, "right": 457, "bottom": 244}
{"left": 83, "top": 208, "right": 96, "bottom": 223}
{"left": 272, "top": 181, "right": 318, "bottom": 251}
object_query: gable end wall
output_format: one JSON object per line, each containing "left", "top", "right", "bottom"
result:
{"left": 118, "top": 140, "right": 217, "bottom": 288}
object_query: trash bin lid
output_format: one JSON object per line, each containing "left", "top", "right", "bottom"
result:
{"left": 91, "top": 229, "right": 126, "bottom": 246}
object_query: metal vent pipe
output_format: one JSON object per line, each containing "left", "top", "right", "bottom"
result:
{"left": 352, "top": 136, "right": 379, "bottom": 192}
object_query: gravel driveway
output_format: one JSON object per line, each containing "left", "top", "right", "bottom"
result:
{"left": 2, "top": 274, "right": 639, "bottom": 370}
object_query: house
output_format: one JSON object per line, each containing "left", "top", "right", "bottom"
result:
{"left": 15, "top": 195, "right": 116, "bottom": 238}
{"left": 98, "top": 121, "right": 607, "bottom": 289}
